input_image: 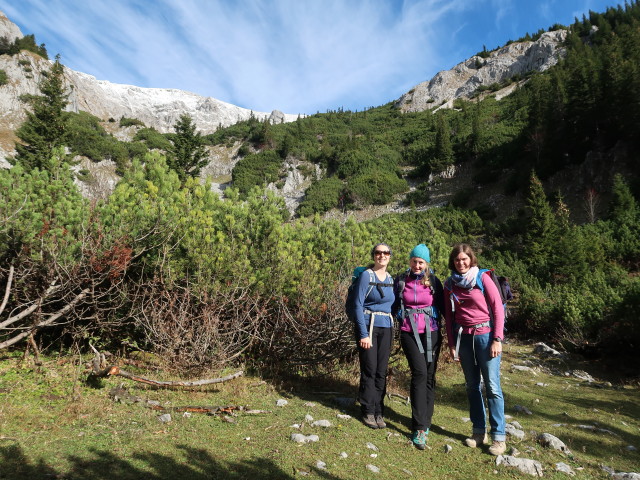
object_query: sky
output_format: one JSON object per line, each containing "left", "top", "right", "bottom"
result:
{"left": 0, "top": 0, "right": 620, "bottom": 115}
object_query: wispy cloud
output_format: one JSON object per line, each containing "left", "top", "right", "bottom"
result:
{"left": 0, "top": 0, "right": 618, "bottom": 114}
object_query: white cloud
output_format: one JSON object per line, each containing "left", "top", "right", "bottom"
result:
{"left": 0, "top": 0, "right": 617, "bottom": 114}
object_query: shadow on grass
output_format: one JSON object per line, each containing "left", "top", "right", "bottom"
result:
{"left": 0, "top": 443, "right": 344, "bottom": 480}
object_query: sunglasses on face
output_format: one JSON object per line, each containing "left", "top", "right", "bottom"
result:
{"left": 374, "top": 250, "right": 391, "bottom": 256}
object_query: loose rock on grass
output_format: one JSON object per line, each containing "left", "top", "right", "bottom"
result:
{"left": 538, "top": 433, "right": 571, "bottom": 454}
{"left": 555, "top": 462, "right": 575, "bottom": 476}
{"left": 496, "top": 455, "right": 544, "bottom": 477}
{"left": 290, "top": 433, "right": 319, "bottom": 443}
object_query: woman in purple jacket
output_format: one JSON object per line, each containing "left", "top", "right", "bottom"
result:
{"left": 444, "top": 243, "right": 506, "bottom": 456}
{"left": 393, "top": 244, "right": 444, "bottom": 450}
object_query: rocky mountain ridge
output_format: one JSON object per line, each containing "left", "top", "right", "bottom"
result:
{"left": 396, "top": 29, "right": 568, "bottom": 112}
{"left": 0, "top": 10, "right": 298, "bottom": 166}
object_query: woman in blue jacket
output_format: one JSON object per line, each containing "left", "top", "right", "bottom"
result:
{"left": 353, "top": 243, "right": 395, "bottom": 429}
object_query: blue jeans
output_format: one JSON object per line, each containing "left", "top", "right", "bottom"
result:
{"left": 457, "top": 332, "right": 506, "bottom": 441}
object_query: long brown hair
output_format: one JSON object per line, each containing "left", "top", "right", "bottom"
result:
{"left": 448, "top": 243, "right": 478, "bottom": 272}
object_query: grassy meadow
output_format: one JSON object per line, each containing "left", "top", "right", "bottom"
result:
{"left": 0, "top": 342, "right": 638, "bottom": 480}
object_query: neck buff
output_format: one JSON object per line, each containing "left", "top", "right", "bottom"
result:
{"left": 450, "top": 266, "right": 479, "bottom": 289}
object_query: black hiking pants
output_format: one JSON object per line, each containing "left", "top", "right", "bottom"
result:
{"left": 358, "top": 326, "right": 393, "bottom": 417}
{"left": 400, "top": 329, "right": 442, "bottom": 431}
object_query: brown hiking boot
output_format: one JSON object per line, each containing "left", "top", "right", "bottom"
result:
{"left": 464, "top": 432, "right": 488, "bottom": 448}
{"left": 362, "top": 414, "right": 378, "bottom": 429}
{"left": 375, "top": 415, "right": 387, "bottom": 429}
{"left": 488, "top": 440, "right": 506, "bottom": 456}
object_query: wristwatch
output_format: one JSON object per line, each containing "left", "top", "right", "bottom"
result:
{"left": 493, "top": 337, "right": 502, "bottom": 343}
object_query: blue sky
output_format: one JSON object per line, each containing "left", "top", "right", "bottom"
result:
{"left": 0, "top": 0, "right": 619, "bottom": 115}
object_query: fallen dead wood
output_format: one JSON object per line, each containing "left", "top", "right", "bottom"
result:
{"left": 150, "top": 405, "right": 251, "bottom": 415}
{"left": 91, "top": 364, "right": 244, "bottom": 387}
{"left": 388, "top": 392, "right": 410, "bottom": 403}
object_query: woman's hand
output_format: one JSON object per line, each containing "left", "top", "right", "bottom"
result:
{"left": 490, "top": 340, "right": 502, "bottom": 358}
{"left": 359, "top": 337, "right": 372, "bottom": 349}
{"left": 449, "top": 346, "right": 458, "bottom": 361}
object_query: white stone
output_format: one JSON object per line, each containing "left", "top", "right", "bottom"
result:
{"left": 538, "top": 433, "right": 571, "bottom": 454}
{"left": 496, "top": 455, "right": 544, "bottom": 477}
{"left": 555, "top": 462, "right": 575, "bottom": 476}
{"left": 311, "top": 420, "right": 331, "bottom": 428}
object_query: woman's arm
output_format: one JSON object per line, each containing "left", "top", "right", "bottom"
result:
{"left": 354, "top": 271, "right": 372, "bottom": 346}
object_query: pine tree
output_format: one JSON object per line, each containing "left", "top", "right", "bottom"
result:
{"left": 14, "top": 55, "right": 70, "bottom": 170}
{"left": 523, "top": 171, "right": 558, "bottom": 264}
{"left": 167, "top": 113, "right": 208, "bottom": 183}
{"left": 609, "top": 174, "right": 637, "bottom": 225}
{"left": 433, "top": 112, "right": 453, "bottom": 173}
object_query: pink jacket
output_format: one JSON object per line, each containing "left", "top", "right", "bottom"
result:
{"left": 444, "top": 271, "right": 505, "bottom": 348}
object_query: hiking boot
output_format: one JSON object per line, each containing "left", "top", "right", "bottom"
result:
{"left": 411, "top": 430, "right": 427, "bottom": 450}
{"left": 375, "top": 415, "right": 387, "bottom": 429}
{"left": 488, "top": 440, "right": 506, "bottom": 456}
{"left": 464, "top": 432, "right": 488, "bottom": 448}
{"left": 362, "top": 414, "right": 378, "bottom": 429}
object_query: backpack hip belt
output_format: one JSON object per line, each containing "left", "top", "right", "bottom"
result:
{"left": 453, "top": 320, "right": 491, "bottom": 364}
{"left": 363, "top": 310, "right": 393, "bottom": 339}
{"left": 403, "top": 307, "right": 437, "bottom": 362}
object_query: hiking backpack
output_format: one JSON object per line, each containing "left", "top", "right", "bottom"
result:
{"left": 344, "top": 267, "right": 391, "bottom": 320}
{"left": 476, "top": 269, "right": 513, "bottom": 321}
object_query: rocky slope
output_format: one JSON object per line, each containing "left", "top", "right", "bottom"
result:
{"left": 396, "top": 30, "right": 568, "bottom": 112}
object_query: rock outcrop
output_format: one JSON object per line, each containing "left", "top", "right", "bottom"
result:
{"left": 0, "top": 10, "right": 22, "bottom": 42}
{"left": 396, "top": 30, "right": 568, "bottom": 112}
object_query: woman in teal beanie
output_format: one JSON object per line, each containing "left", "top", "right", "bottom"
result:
{"left": 393, "top": 244, "right": 444, "bottom": 450}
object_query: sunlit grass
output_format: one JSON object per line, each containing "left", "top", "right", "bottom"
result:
{"left": 0, "top": 342, "right": 638, "bottom": 479}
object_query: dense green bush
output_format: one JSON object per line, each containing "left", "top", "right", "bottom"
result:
{"left": 0, "top": 69, "right": 7, "bottom": 86}
{"left": 133, "top": 127, "right": 172, "bottom": 151}
{"left": 231, "top": 150, "right": 283, "bottom": 194}
{"left": 347, "top": 170, "right": 407, "bottom": 206}
{"left": 119, "top": 117, "right": 145, "bottom": 128}
{"left": 297, "top": 176, "right": 345, "bottom": 216}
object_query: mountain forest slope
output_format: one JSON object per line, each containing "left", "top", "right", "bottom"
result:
{"left": 0, "top": 3, "right": 639, "bottom": 377}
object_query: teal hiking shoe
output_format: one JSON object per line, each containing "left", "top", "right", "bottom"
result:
{"left": 411, "top": 430, "right": 427, "bottom": 450}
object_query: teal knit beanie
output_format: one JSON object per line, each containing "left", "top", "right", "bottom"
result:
{"left": 409, "top": 244, "right": 430, "bottom": 263}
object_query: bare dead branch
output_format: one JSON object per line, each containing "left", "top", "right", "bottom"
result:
{"left": 0, "top": 281, "right": 60, "bottom": 329}
{"left": 0, "top": 287, "right": 90, "bottom": 349}
{"left": 0, "top": 264, "right": 14, "bottom": 316}
{"left": 91, "top": 363, "right": 244, "bottom": 387}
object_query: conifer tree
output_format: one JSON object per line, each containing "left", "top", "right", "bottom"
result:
{"left": 167, "top": 113, "right": 208, "bottom": 183}
{"left": 523, "top": 171, "right": 558, "bottom": 265}
{"left": 433, "top": 112, "right": 453, "bottom": 172}
{"left": 609, "top": 174, "right": 637, "bottom": 225}
{"left": 14, "top": 55, "right": 70, "bottom": 170}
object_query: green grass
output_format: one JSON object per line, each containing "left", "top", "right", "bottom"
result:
{"left": 0, "top": 342, "right": 638, "bottom": 479}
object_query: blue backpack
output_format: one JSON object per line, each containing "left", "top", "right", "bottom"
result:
{"left": 345, "top": 267, "right": 390, "bottom": 320}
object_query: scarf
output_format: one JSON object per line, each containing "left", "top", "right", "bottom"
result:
{"left": 450, "top": 266, "right": 479, "bottom": 289}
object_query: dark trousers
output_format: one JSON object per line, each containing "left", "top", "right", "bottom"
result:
{"left": 400, "top": 329, "right": 442, "bottom": 431}
{"left": 358, "top": 326, "right": 393, "bottom": 416}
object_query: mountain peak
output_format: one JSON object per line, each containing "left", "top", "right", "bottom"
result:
{"left": 0, "top": 10, "right": 23, "bottom": 42}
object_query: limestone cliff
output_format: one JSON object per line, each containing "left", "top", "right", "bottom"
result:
{"left": 396, "top": 30, "right": 568, "bottom": 112}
